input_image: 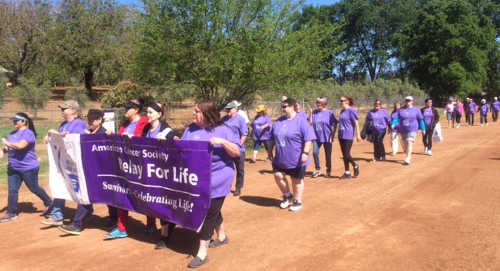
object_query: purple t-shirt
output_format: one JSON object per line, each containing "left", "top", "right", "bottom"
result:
{"left": 422, "top": 108, "right": 434, "bottom": 127}
{"left": 271, "top": 115, "right": 316, "bottom": 169}
{"left": 468, "top": 102, "right": 477, "bottom": 113}
{"left": 146, "top": 127, "right": 160, "bottom": 139}
{"left": 124, "top": 121, "right": 139, "bottom": 135}
{"left": 396, "top": 106, "right": 423, "bottom": 133}
{"left": 222, "top": 114, "right": 248, "bottom": 152}
{"left": 182, "top": 124, "right": 240, "bottom": 199}
{"left": 8, "top": 129, "right": 39, "bottom": 171}
{"left": 252, "top": 115, "right": 272, "bottom": 141}
{"left": 480, "top": 104, "right": 489, "bottom": 116}
{"left": 58, "top": 118, "right": 87, "bottom": 134}
{"left": 492, "top": 101, "right": 500, "bottom": 112}
{"left": 297, "top": 111, "right": 308, "bottom": 121}
{"left": 338, "top": 107, "right": 359, "bottom": 140}
{"left": 391, "top": 111, "right": 400, "bottom": 133}
{"left": 366, "top": 109, "right": 390, "bottom": 133}
{"left": 312, "top": 109, "right": 337, "bottom": 143}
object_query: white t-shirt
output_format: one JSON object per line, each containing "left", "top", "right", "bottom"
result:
{"left": 238, "top": 110, "right": 250, "bottom": 124}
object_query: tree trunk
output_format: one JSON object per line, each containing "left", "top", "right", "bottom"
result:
{"left": 84, "top": 66, "right": 94, "bottom": 99}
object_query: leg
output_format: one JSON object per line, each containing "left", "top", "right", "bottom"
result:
{"left": 107, "top": 205, "right": 117, "bottom": 224}
{"left": 51, "top": 198, "right": 65, "bottom": 221}
{"left": 273, "top": 172, "right": 291, "bottom": 195}
{"left": 391, "top": 132, "right": 399, "bottom": 155}
{"left": 195, "top": 197, "right": 226, "bottom": 261}
{"left": 427, "top": 129, "right": 433, "bottom": 150}
{"left": 312, "top": 141, "right": 321, "bottom": 171}
{"left": 291, "top": 177, "right": 304, "bottom": 203}
{"left": 71, "top": 204, "right": 93, "bottom": 230}
{"left": 117, "top": 209, "right": 128, "bottom": 232}
{"left": 406, "top": 141, "right": 413, "bottom": 161}
{"left": 379, "top": 131, "right": 386, "bottom": 159}
{"left": 324, "top": 142, "right": 332, "bottom": 173}
{"left": 343, "top": 140, "right": 356, "bottom": 168}
{"left": 252, "top": 140, "right": 261, "bottom": 162}
{"left": 235, "top": 152, "right": 245, "bottom": 190}
{"left": 20, "top": 168, "right": 52, "bottom": 208}
{"left": 263, "top": 140, "right": 271, "bottom": 160}
{"left": 7, "top": 168, "right": 23, "bottom": 214}
{"left": 339, "top": 139, "right": 350, "bottom": 171}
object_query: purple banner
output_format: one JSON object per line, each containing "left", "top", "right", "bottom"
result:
{"left": 80, "top": 134, "right": 211, "bottom": 232}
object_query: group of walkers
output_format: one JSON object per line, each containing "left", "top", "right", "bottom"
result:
{"left": 0, "top": 94, "right": 498, "bottom": 268}
{"left": 445, "top": 97, "right": 500, "bottom": 128}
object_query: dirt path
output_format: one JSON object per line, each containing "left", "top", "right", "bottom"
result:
{"left": 1, "top": 121, "right": 499, "bottom": 271}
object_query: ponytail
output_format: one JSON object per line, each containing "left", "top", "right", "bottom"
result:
{"left": 16, "top": 112, "right": 36, "bottom": 138}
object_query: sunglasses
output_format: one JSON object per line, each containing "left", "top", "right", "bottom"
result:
{"left": 60, "top": 107, "right": 68, "bottom": 112}
{"left": 340, "top": 99, "right": 347, "bottom": 103}
{"left": 281, "top": 105, "right": 289, "bottom": 109}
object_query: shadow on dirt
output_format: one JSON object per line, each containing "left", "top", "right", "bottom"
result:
{"left": 239, "top": 195, "right": 280, "bottom": 208}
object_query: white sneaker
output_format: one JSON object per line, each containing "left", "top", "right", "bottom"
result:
{"left": 289, "top": 200, "right": 302, "bottom": 212}
{"left": 404, "top": 158, "right": 411, "bottom": 165}
{"left": 279, "top": 195, "right": 293, "bottom": 209}
{"left": 424, "top": 147, "right": 428, "bottom": 154}
{"left": 427, "top": 150, "right": 432, "bottom": 156}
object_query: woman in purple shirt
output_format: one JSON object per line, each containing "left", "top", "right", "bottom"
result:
{"left": 251, "top": 105, "right": 272, "bottom": 163}
{"left": 0, "top": 113, "right": 52, "bottom": 223}
{"left": 365, "top": 100, "right": 391, "bottom": 161}
{"left": 492, "top": 97, "right": 500, "bottom": 122}
{"left": 338, "top": 96, "right": 361, "bottom": 179}
{"left": 390, "top": 102, "right": 402, "bottom": 155}
{"left": 268, "top": 98, "right": 316, "bottom": 212}
{"left": 420, "top": 98, "right": 439, "bottom": 156}
{"left": 310, "top": 97, "right": 337, "bottom": 178}
{"left": 467, "top": 98, "right": 477, "bottom": 126}
{"left": 182, "top": 100, "right": 240, "bottom": 268}
{"left": 479, "top": 99, "right": 490, "bottom": 126}
{"left": 42, "top": 100, "right": 88, "bottom": 226}
{"left": 391, "top": 96, "right": 426, "bottom": 165}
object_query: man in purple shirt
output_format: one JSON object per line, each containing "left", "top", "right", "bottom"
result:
{"left": 222, "top": 101, "right": 249, "bottom": 197}
{"left": 491, "top": 97, "right": 500, "bottom": 122}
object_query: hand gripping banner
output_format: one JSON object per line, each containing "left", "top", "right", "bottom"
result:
{"left": 48, "top": 133, "right": 212, "bottom": 232}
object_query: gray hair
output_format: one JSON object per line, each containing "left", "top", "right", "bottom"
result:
{"left": 316, "top": 96, "right": 328, "bottom": 105}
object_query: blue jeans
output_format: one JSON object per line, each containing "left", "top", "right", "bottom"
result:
{"left": 254, "top": 140, "right": 270, "bottom": 152}
{"left": 234, "top": 152, "right": 245, "bottom": 190}
{"left": 7, "top": 167, "right": 52, "bottom": 214}
{"left": 51, "top": 198, "right": 66, "bottom": 221}
{"left": 313, "top": 141, "right": 332, "bottom": 172}
{"left": 72, "top": 204, "right": 94, "bottom": 230}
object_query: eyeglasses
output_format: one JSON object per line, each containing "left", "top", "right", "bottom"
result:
{"left": 281, "top": 105, "right": 289, "bottom": 109}
{"left": 340, "top": 99, "right": 347, "bottom": 103}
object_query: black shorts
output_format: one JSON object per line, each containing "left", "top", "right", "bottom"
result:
{"left": 272, "top": 165, "right": 306, "bottom": 179}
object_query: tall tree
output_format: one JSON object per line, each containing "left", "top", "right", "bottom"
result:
{"left": 0, "top": 0, "right": 51, "bottom": 85}
{"left": 399, "top": 0, "right": 496, "bottom": 98}
{"left": 134, "top": 0, "right": 330, "bottom": 109}
{"left": 50, "top": 0, "right": 131, "bottom": 98}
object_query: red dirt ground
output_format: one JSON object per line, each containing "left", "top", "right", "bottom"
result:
{"left": 1, "top": 120, "right": 500, "bottom": 271}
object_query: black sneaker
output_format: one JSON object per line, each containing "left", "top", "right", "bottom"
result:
{"left": 58, "top": 224, "right": 82, "bottom": 235}
{"left": 0, "top": 213, "right": 18, "bottom": 223}
{"left": 155, "top": 237, "right": 169, "bottom": 250}
{"left": 209, "top": 236, "right": 229, "bottom": 248}
{"left": 233, "top": 189, "right": 241, "bottom": 197}
{"left": 354, "top": 165, "right": 360, "bottom": 177}
{"left": 339, "top": 173, "right": 352, "bottom": 180}
{"left": 326, "top": 171, "right": 332, "bottom": 178}
{"left": 187, "top": 256, "right": 209, "bottom": 268}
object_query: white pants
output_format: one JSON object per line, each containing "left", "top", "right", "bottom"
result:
{"left": 391, "top": 132, "right": 400, "bottom": 155}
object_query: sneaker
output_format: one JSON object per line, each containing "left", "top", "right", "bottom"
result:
{"left": 403, "top": 158, "right": 411, "bottom": 165}
{"left": 41, "top": 217, "right": 63, "bottom": 226}
{"left": 339, "top": 173, "right": 352, "bottom": 180}
{"left": 289, "top": 200, "right": 302, "bottom": 212}
{"left": 209, "top": 236, "right": 229, "bottom": 248}
{"left": 353, "top": 165, "right": 360, "bottom": 177}
{"left": 41, "top": 205, "right": 53, "bottom": 217}
{"left": 326, "top": 171, "right": 332, "bottom": 178}
{"left": 424, "top": 147, "right": 428, "bottom": 154}
{"left": 155, "top": 237, "right": 169, "bottom": 250}
{"left": 0, "top": 213, "right": 18, "bottom": 223}
{"left": 427, "top": 150, "right": 432, "bottom": 156}
{"left": 187, "top": 256, "right": 209, "bottom": 268}
{"left": 104, "top": 228, "right": 128, "bottom": 240}
{"left": 233, "top": 188, "right": 241, "bottom": 197}
{"left": 279, "top": 194, "right": 293, "bottom": 209}
{"left": 144, "top": 225, "right": 157, "bottom": 235}
{"left": 58, "top": 224, "right": 82, "bottom": 235}
{"left": 312, "top": 170, "right": 321, "bottom": 178}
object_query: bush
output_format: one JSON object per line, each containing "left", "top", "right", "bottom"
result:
{"left": 100, "top": 81, "right": 154, "bottom": 108}
{"left": 64, "top": 88, "right": 90, "bottom": 109}
{"left": 15, "top": 77, "right": 51, "bottom": 118}
{"left": 0, "top": 76, "right": 7, "bottom": 109}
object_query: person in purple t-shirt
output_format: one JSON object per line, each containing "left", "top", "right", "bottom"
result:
{"left": 420, "top": 98, "right": 439, "bottom": 156}
{"left": 365, "top": 100, "right": 391, "bottom": 161}
{"left": 479, "top": 99, "right": 490, "bottom": 126}
{"left": 268, "top": 98, "right": 316, "bottom": 212}
{"left": 467, "top": 98, "right": 477, "bottom": 126}
{"left": 337, "top": 96, "right": 361, "bottom": 179}
{"left": 181, "top": 100, "right": 240, "bottom": 268}
{"left": 251, "top": 105, "right": 272, "bottom": 163}
{"left": 42, "top": 100, "right": 88, "bottom": 226}
{"left": 309, "top": 97, "right": 337, "bottom": 178}
{"left": 0, "top": 113, "right": 52, "bottom": 223}
{"left": 391, "top": 96, "right": 426, "bottom": 165}
{"left": 390, "top": 102, "right": 402, "bottom": 155}
{"left": 222, "top": 101, "right": 249, "bottom": 197}
{"left": 492, "top": 97, "right": 500, "bottom": 122}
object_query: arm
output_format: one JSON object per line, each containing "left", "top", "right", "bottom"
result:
{"left": 210, "top": 138, "right": 240, "bottom": 158}
{"left": 240, "top": 135, "right": 247, "bottom": 146}
{"left": 2, "top": 138, "right": 29, "bottom": 150}
{"left": 268, "top": 140, "right": 275, "bottom": 161}
{"left": 331, "top": 125, "right": 337, "bottom": 143}
{"left": 301, "top": 141, "right": 312, "bottom": 162}
{"left": 354, "top": 120, "right": 361, "bottom": 142}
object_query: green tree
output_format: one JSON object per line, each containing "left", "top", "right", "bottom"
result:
{"left": 399, "top": 0, "right": 496, "bottom": 98}
{"left": 50, "top": 0, "right": 132, "bottom": 98}
{"left": 0, "top": 0, "right": 52, "bottom": 85}
{"left": 0, "top": 75, "right": 8, "bottom": 108}
{"left": 15, "top": 77, "right": 51, "bottom": 118}
{"left": 134, "top": 0, "right": 330, "bottom": 109}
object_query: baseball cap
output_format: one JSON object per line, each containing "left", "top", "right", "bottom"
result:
{"left": 11, "top": 114, "right": 28, "bottom": 122}
{"left": 281, "top": 96, "right": 288, "bottom": 102}
{"left": 255, "top": 105, "right": 266, "bottom": 112}
{"left": 405, "top": 96, "right": 414, "bottom": 101}
{"left": 59, "top": 100, "right": 80, "bottom": 111}
{"left": 225, "top": 100, "right": 241, "bottom": 109}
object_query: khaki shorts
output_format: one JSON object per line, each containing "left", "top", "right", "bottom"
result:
{"left": 401, "top": 132, "right": 417, "bottom": 142}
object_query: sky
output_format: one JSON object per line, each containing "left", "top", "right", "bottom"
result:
{"left": 117, "top": 0, "right": 339, "bottom": 7}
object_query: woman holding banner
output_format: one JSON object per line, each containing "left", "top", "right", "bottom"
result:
{"left": 105, "top": 99, "right": 151, "bottom": 240}
{"left": 42, "top": 100, "right": 88, "bottom": 226}
{"left": 181, "top": 100, "right": 240, "bottom": 268}
{"left": 268, "top": 98, "right": 316, "bottom": 211}
{"left": 142, "top": 102, "right": 180, "bottom": 249}
{"left": 0, "top": 113, "right": 53, "bottom": 223}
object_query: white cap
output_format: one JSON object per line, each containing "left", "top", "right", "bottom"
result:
{"left": 281, "top": 96, "right": 288, "bottom": 102}
{"left": 405, "top": 96, "right": 414, "bottom": 101}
